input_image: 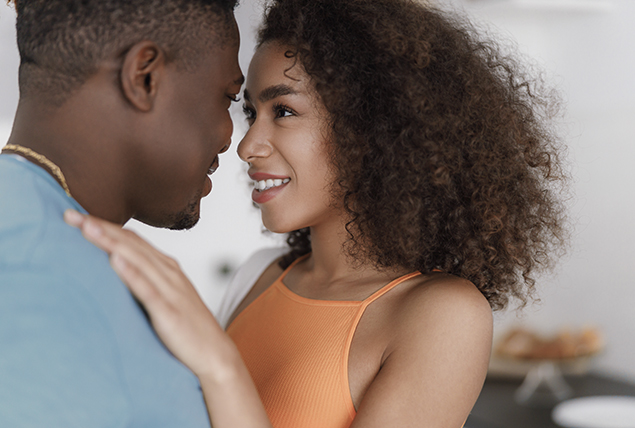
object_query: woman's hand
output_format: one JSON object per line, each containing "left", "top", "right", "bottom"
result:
{"left": 64, "top": 209, "right": 225, "bottom": 378}
{"left": 65, "top": 209, "right": 273, "bottom": 428}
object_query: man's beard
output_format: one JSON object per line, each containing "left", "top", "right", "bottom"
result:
{"left": 134, "top": 190, "right": 202, "bottom": 231}
{"left": 167, "top": 195, "right": 201, "bottom": 231}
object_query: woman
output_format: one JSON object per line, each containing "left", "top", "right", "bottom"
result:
{"left": 66, "top": 0, "right": 567, "bottom": 426}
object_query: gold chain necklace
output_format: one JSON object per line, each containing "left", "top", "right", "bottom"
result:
{"left": 1, "top": 144, "right": 73, "bottom": 198}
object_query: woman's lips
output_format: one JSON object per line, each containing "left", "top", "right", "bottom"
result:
{"left": 249, "top": 172, "right": 291, "bottom": 204}
{"left": 251, "top": 181, "right": 289, "bottom": 204}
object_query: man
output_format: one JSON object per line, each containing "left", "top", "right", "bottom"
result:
{"left": 0, "top": 0, "right": 243, "bottom": 426}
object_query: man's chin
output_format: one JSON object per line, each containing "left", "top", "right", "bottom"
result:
{"left": 133, "top": 199, "right": 201, "bottom": 230}
{"left": 167, "top": 213, "right": 200, "bottom": 230}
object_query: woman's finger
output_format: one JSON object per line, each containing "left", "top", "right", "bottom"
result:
{"left": 66, "top": 210, "right": 179, "bottom": 283}
{"left": 65, "top": 209, "right": 197, "bottom": 300}
{"left": 110, "top": 252, "right": 164, "bottom": 308}
{"left": 110, "top": 240, "right": 192, "bottom": 299}
{"left": 65, "top": 209, "right": 125, "bottom": 254}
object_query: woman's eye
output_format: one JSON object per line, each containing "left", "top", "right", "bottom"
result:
{"left": 228, "top": 94, "right": 241, "bottom": 103}
{"left": 243, "top": 105, "right": 256, "bottom": 122}
{"left": 273, "top": 104, "right": 294, "bottom": 119}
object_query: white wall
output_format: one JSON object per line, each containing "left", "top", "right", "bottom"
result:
{"left": 1, "top": 0, "right": 634, "bottom": 380}
{"left": 0, "top": 6, "right": 18, "bottom": 143}
{"left": 449, "top": 0, "right": 635, "bottom": 381}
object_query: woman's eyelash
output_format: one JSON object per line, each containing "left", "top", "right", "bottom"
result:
{"left": 241, "top": 103, "right": 294, "bottom": 121}
{"left": 229, "top": 95, "right": 241, "bottom": 103}
{"left": 242, "top": 104, "right": 255, "bottom": 120}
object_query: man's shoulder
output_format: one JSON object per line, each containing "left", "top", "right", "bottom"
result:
{"left": 0, "top": 266, "right": 210, "bottom": 427}
{"left": 0, "top": 267, "right": 128, "bottom": 348}
{"left": 0, "top": 160, "right": 211, "bottom": 427}
{"left": 0, "top": 156, "right": 52, "bottom": 251}
{"left": 0, "top": 267, "right": 132, "bottom": 426}
{"left": 0, "top": 157, "right": 105, "bottom": 270}
{"left": 0, "top": 156, "right": 135, "bottom": 336}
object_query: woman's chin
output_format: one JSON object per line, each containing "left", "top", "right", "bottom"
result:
{"left": 262, "top": 223, "right": 289, "bottom": 235}
{"left": 261, "top": 216, "right": 297, "bottom": 235}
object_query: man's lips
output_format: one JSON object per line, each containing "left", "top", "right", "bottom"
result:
{"left": 203, "top": 176, "right": 213, "bottom": 197}
{"left": 208, "top": 156, "right": 220, "bottom": 175}
{"left": 202, "top": 156, "right": 220, "bottom": 198}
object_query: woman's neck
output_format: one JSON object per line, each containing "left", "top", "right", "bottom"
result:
{"left": 287, "top": 215, "right": 409, "bottom": 299}
{"left": 306, "top": 218, "right": 354, "bottom": 282}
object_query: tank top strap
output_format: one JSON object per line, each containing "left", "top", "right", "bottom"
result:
{"left": 277, "top": 253, "right": 311, "bottom": 283}
{"left": 361, "top": 271, "right": 422, "bottom": 307}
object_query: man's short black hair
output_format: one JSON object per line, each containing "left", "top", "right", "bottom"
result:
{"left": 11, "top": 0, "right": 239, "bottom": 104}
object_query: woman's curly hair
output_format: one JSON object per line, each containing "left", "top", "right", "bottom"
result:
{"left": 261, "top": 0, "right": 568, "bottom": 310}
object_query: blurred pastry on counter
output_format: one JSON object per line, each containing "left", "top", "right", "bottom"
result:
{"left": 495, "top": 326, "right": 604, "bottom": 360}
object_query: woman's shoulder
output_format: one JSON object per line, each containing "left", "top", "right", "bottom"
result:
{"left": 387, "top": 272, "right": 493, "bottom": 350}
{"left": 408, "top": 272, "right": 492, "bottom": 323}
{"left": 409, "top": 272, "right": 491, "bottom": 315}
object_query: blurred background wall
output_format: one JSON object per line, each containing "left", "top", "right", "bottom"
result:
{"left": 1, "top": 0, "right": 633, "bottom": 380}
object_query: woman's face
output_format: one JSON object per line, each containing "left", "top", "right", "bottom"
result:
{"left": 237, "top": 42, "right": 340, "bottom": 233}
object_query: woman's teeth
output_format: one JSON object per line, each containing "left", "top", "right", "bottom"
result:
{"left": 254, "top": 178, "right": 290, "bottom": 191}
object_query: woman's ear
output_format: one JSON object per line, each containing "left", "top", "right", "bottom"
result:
{"left": 120, "top": 41, "right": 165, "bottom": 112}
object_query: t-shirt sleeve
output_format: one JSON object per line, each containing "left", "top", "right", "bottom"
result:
{"left": 0, "top": 270, "right": 130, "bottom": 428}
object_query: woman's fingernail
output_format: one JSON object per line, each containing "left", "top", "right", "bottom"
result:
{"left": 84, "top": 220, "right": 103, "bottom": 239}
{"left": 64, "top": 209, "right": 84, "bottom": 227}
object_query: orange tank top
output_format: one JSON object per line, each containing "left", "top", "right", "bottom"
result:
{"left": 227, "top": 256, "right": 422, "bottom": 428}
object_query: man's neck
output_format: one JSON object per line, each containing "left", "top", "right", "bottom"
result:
{"left": 9, "top": 97, "right": 132, "bottom": 225}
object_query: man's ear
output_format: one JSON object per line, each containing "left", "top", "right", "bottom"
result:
{"left": 120, "top": 41, "right": 166, "bottom": 112}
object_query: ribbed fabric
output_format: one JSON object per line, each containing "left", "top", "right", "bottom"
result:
{"left": 227, "top": 257, "right": 421, "bottom": 428}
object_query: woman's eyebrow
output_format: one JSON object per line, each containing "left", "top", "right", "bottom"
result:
{"left": 244, "top": 84, "right": 298, "bottom": 105}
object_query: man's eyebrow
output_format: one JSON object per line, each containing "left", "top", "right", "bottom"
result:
{"left": 244, "top": 84, "right": 299, "bottom": 104}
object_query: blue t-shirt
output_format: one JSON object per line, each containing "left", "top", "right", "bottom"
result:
{"left": 0, "top": 155, "right": 211, "bottom": 427}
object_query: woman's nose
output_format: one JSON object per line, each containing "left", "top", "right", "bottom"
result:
{"left": 237, "top": 126, "right": 274, "bottom": 163}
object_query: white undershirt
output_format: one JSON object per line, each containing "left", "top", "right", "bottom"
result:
{"left": 216, "top": 247, "right": 288, "bottom": 329}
